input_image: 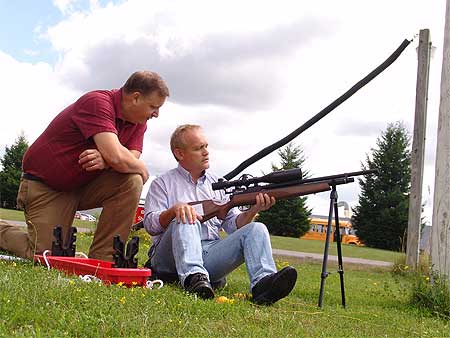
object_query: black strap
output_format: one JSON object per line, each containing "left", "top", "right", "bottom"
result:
{"left": 22, "top": 172, "right": 42, "bottom": 182}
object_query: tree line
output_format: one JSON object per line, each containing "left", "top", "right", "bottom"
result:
{"left": 1, "top": 122, "right": 411, "bottom": 251}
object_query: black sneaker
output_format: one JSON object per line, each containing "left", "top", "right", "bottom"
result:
{"left": 184, "top": 273, "right": 215, "bottom": 300}
{"left": 252, "top": 266, "right": 297, "bottom": 305}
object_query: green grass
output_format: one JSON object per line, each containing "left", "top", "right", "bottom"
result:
{"left": 0, "top": 231, "right": 448, "bottom": 337}
{"left": 0, "top": 207, "right": 97, "bottom": 230}
{"left": 270, "top": 236, "right": 403, "bottom": 262}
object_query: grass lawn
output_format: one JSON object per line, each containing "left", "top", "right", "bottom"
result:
{"left": 0, "top": 207, "right": 97, "bottom": 230}
{"left": 270, "top": 236, "right": 403, "bottom": 263}
{"left": 0, "top": 231, "right": 448, "bottom": 337}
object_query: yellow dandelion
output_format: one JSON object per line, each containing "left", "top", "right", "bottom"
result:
{"left": 216, "top": 296, "right": 229, "bottom": 303}
{"left": 404, "top": 265, "right": 409, "bottom": 270}
{"left": 69, "top": 280, "right": 75, "bottom": 285}
{"left": 216, "top": 296, "right": 234, "bottom": 304}
{"left": 233, "top": 292, "right": 250, "bottom": 300}
{"left": 119, "top": 296, "right": 126, "bottom": 304}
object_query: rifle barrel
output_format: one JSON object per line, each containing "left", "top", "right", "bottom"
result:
{"left": 295, "top": 169, "right": 377, "bottom": 185}
{"left": 213, "top": 169, "right": 376, "bottom": 192}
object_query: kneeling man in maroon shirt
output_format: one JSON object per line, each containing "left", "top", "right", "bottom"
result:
{"left": 0, "top": 71, "right": 169, "bottom": 261}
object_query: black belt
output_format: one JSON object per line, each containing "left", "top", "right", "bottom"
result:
{"left": 22, "top": 172, "right": 42, "bottom": 181}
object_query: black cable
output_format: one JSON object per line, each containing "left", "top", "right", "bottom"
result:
{"left": 223, "top": 39, "right": 412, "bottom": 181}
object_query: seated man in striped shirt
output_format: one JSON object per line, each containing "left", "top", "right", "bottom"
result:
{"left": 143, "top": 124, "right": 297, "bottom": 304}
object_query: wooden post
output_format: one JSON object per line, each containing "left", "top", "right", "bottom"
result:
{"left": 431, "top": 0, "right": 450, "bottom": 280}
{"left": 406, "top": 29, "right": 431, "bottom": 269}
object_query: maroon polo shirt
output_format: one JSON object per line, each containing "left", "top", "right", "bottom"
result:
{"left": 22, "top": 89, "right": 147, "bottom": 191}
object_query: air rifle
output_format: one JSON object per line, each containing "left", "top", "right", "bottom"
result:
{"left": 188, "top": 168, "right": 377, "bottom": 222}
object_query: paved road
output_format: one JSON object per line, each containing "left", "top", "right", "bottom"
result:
{"left": 272, "top": 248, "right": 393, "bottom": 267}
{"left": 2, "top": 219, "right": 393, "bottom": 267}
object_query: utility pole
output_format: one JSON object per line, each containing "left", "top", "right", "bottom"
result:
{"left": 431, "top": 0, "right": 450, "bottom": 280}
{"left": 406, "top": 29, "right": 431, "bottom": 269}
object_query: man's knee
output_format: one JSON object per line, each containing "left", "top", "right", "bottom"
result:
{"left": 170, "top": 220, "right": 203, "bottom": 239}
{"left": 124, "top": 173, "right": 143, "bottom": 196}
{"left": 246, "top": 222, "right": 270, "bottom": 238}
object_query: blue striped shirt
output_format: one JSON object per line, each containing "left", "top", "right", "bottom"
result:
{"left": 143, "top": 164, "right": 240, "bottom": 243}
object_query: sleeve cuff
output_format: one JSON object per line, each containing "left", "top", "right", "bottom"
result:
{"left": 143, "top": 211, "right": 165, "bottom": 235}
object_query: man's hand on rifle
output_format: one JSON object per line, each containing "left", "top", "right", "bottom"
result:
{"left": 249, "top": 193, "right": 276, "bottom": 213}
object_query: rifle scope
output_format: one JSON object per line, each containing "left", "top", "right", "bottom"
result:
{"left": 212, "top": 168, "right": 302, "bottom": 190}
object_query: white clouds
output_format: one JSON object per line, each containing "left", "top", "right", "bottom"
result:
{"left": 0, "top": 0, "right": 447, "bottom": 218}
{"left": 0, "top": 51, "right": 79, "bottom": 147}
{"left": 53, "top": 0, "right": 79, "bottom": 15}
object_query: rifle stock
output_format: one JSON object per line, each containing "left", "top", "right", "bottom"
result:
{"left": 189, "top": 181, "right": 331, "bottom": 222}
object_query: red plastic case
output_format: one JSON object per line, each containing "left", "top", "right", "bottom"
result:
{"left": 34, "top": 255, "right": 152, "bottom": 286}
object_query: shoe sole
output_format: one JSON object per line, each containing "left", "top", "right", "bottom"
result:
{"left": 253, "top": 267, "right": 297, "bottom": 305}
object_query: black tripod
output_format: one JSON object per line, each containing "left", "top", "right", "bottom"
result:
{"left": 318, "top": 183, "right": 348, "bottom": 308}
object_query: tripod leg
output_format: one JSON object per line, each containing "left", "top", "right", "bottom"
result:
{"left": 318, "top": 187, "right": 337, "bottom": 308}
{"left": 333, "top": 193, "right": 346, "bottom": 308}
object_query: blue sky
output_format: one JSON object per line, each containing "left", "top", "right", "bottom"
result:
{"left": 0, "top": 0, "right": 117, "bottom": 64}
{"left": 0, "top": 0, "right": 446, "bottom": 217}
{"left": 1, "top": 1, "right": 60, "bottom": 64}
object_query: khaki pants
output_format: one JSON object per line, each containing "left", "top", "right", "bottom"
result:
{"left": 0, "top": 171, "right": 142, "bottom": 261}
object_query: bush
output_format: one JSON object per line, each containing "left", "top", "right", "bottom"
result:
{"left": 411, "top": 271, "right": 450, "bottom": 319}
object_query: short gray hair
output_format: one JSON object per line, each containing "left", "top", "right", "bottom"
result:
{"left": 170, "top": 124, "right": 202, "bottom": 161}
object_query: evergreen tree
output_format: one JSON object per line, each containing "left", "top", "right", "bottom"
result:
{"left": 351, "top": 122, "right": 411, "bottom": 251}
{"left": 0, "top": 134, "right": 29, "bottom": 209}
{"left": 257, "top": 143, "right": 312, "bottom": 237}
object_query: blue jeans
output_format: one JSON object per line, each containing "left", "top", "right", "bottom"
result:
{"left": 149, "top": 221, "right": 277, "bottom": 290}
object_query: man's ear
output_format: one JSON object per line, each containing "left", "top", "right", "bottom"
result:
{"left": 132, "top": 92, "right": 140, "bottom": 104}
{"left": 173, "top": 148, "right": 184, "bottom": 161}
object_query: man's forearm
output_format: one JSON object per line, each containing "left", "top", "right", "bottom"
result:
{"left": 158, "top": 208, "right": 176, "bottom": 228}
{"left": 236, "top": 210, "right": 258, "bottom": 228}
{"left": 108, "top": 147, "right": 146, "bottom": 174}
{"left": 93, "top": 132, "right": 148, "bottom": 180}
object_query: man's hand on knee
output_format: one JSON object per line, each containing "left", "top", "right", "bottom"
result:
{"left": 172, "top": 203, "right": 203, "bottom": 224}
